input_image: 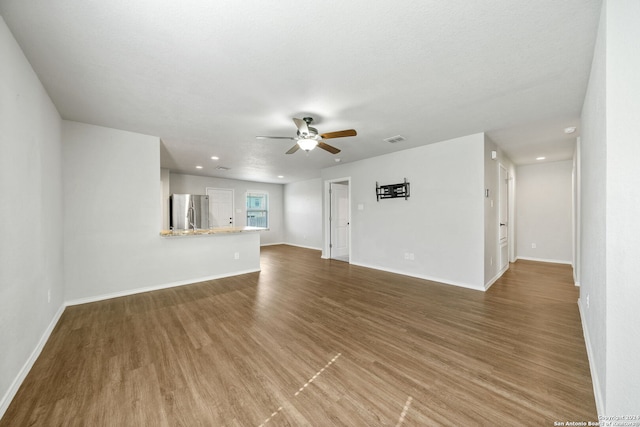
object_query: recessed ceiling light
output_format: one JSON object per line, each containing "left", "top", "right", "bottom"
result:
{"left": 536, "top": 156, "right": 546, "bottom": 160}
{"left": 564, "top": 126, "right": 576, "bottom": 134}
{"left": 195, "top": 165, "right": 203, "bottom": 169}
{"left": 277, "top": 175, "right": 284, "bottom": 178}
{"left": 211, "top": 156, "right": 219, "bottom": 160}
{"left": 334, "top": 158, "right": 342, "bottom": 163}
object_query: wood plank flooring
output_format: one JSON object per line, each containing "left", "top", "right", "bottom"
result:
{"left": 1, "top": 245, "right": 597, "bottom": 426}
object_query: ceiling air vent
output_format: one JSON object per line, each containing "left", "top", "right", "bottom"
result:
{"left": 216, "top": 166, "right": 231, "bottom": 171}
{"left": 383, "top": 135, "right": 406, "bottom": 144}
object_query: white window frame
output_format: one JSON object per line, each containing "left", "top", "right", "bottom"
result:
{"left": 246, "top": 191, "right": 269, "bottom": 229}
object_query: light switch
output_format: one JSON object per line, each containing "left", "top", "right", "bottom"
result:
{"left": 357, "top": 203, "right": 364, "bottom": 211}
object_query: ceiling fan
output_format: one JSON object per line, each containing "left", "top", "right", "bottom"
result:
{"left": 256, "top": 117, "right": 357, "bottom": 154}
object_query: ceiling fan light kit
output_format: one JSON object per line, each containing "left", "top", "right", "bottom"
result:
{"left": 256, "top": 116, "right": 357, "bottom": 155}
{"left": 297, "top": 138, "right": 318, "bottom": 151}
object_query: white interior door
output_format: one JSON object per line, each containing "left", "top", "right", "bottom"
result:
{"left": 330, "top": 183, "right": 349, "bottom": 259}
{"left": 499, "top": 164, "right": 509, "bottom": 271}
{"left": 206, "top": 187, "right": 234, "bottom": 228}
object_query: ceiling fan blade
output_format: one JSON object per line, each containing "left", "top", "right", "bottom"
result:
{"left": 286, "top": 144, "right": 300, "bottom": 154}
{"left": 256, "top": 136, "right": 296, "bottom": 140}
{"left": 320, "top": 129, "right": 357, "bottom": 139}
{"left": 293, "top": 118, "right": 310, "bottom": 136}
{"left": 317, "top": 141, "right": 341, "bottom": 154}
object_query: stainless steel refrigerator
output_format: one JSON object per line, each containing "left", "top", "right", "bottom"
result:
{"left": 170, "top": 194, "right": 209, "bottom": 230}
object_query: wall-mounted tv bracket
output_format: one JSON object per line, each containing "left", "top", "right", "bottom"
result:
{"left": 376, "top": 178, "right": 410, "bottom": 201}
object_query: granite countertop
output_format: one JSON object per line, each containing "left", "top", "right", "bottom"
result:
{"left": 159, "top": 226, "right": 265, "bottom": 237}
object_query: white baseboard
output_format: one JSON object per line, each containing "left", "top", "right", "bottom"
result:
{"left": 65, "top": 268, "right": 261, "bottom": 306}
{"left": 349, "top": 261, "right": 486, "bottom": 292}
{"left": 515, "top": 256, "right": 572, "bottom": 265}
{"left": 577, "top": 298, "right": 604, "bottom": 418}
{"left": 262, "top": 242, "right": 322, "bottom": 251}
{"left": 281, "top": 242, "right": 322, "bottom": 251}
{"left": 0, "top": 303, "right": 65, "bottom": 420}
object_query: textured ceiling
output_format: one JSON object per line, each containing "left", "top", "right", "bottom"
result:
{"left": 0, "top": 0, "right": 602, "bottom": 183}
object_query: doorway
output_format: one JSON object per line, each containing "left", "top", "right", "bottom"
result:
{"left": 498, "top": 164, "right": 509, "bottom": 272}
{"left": 206, "top": 187, "right": 234, "bottom": 228}
{"left": 325, "top": 179, "right": 350, "bottom": 262}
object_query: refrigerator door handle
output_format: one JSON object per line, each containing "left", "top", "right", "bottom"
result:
{"left": 188, "top": 198, "right": 196, "bottom": 230}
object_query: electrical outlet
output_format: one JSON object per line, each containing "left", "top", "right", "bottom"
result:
{"left": 531, "top": 243, "right": 536, "bottom": 249}
{"left": 586, "top": 294, "right": 590, "bottom": 308}
{"left": 409, "top": 253, "right": 414, "bottom": 261}
{"left": 234, "top": 252, "right": 240, "bottom": 260}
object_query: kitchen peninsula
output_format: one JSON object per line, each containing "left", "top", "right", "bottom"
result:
{"left": 159, "top": 226, "right": 265, "bottom": 237}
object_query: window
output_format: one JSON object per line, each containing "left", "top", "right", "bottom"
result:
{"left": 246, "top": 191, "right": 268, "bottom": 228}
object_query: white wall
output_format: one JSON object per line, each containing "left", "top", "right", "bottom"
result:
{"left": 322, "top": 133, "right": 485, "bottom": 290}
{"left": 573, "top": 141, "right": 581, "bottom": 284}
{"left": 63, "top": 121, "right": 260, "bottom": 303}
{"left": 603, "top": 0, "right": 640, "bottom": 414}
{"left": 169, "top": 173, "right": 283, "bottom": 246}
{"left": 516, "top": 160, "right": 574, "bottom": 264}
{"left": 580, "top": 1, "right": 608, "bottom": 414}
{"left": 160, "top": 168, "right": 170, "bottom": 230}
{"left": 580, "top": 0, "right": 640, "bottom": 415}
{"left": 284, "top": 178, "right": 323, "bottom": 250}
{"left": 508, "top": 160, "right": 517, "bottom": 263}
{"left": 0, "top": 17, "right": 64, "bottom": 417}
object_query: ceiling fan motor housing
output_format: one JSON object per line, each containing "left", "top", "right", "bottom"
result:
{"left": 297, "top": 126, "right": 320, "bottom": 139}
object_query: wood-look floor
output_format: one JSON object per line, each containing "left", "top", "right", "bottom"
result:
{"left": 1, "top": 245, "right": 597, "bottom": 426}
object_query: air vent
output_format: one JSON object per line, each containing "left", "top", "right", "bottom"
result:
{"left": 383, "top": 135, "right": 406, "bottom": 144}
{"left": 216, "top": 166, "right": 230, "bottom": 171}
